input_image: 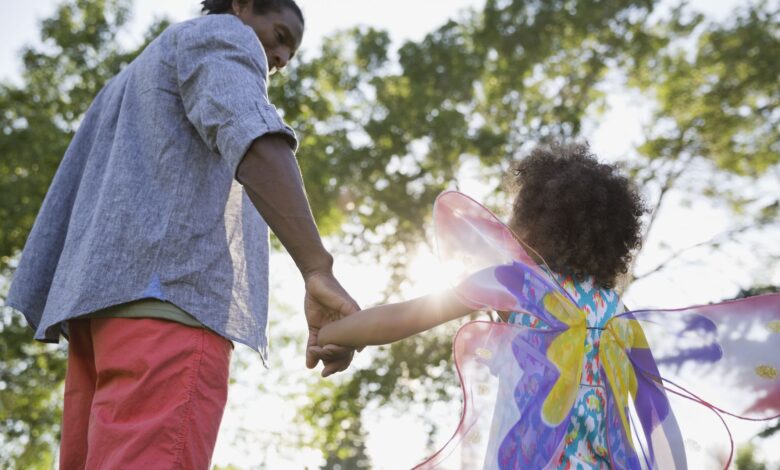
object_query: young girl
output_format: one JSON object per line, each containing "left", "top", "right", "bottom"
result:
{"left": 318, "top": 143, "right": 780, "bottom": 469}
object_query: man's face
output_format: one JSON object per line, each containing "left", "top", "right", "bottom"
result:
{"left": 233, "top": 3, "right": 304, "bottom": 74}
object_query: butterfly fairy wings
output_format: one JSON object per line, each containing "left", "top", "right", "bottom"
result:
{"left": 415, "top": 190, "right": 780, "bottom": 470}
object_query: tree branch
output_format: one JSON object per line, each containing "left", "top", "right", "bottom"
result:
{"left": 632, "top": 221, "right": 773, "bottom": 283}
{"left": 641, "top": 144, "right": 695, "bottom": 244}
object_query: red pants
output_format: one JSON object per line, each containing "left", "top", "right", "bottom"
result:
{"left": 61, "top": 318, "right": 232, "bottom": 469}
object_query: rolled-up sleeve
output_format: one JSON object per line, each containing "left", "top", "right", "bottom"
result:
{"left": 175, "top": 16, "right": 297, "bottom": 173}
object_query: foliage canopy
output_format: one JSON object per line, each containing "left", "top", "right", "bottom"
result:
{"left": 0, "top": 0, "right": 777, "bottom": 467}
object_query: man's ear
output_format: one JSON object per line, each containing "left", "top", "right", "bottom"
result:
{"left": 231, "top": 0, "right": 247, "bottom": 16}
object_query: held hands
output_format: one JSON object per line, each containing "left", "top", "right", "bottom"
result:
{"left": 304, "top": 271, "right": 360, "bottom": 377}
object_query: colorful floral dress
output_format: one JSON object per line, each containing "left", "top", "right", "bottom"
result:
{"left": 507, "top": 273, "right": 622, "bottom": 470}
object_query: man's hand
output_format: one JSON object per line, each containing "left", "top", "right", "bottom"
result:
{"left": 304, "top": 271, "right": 360, "bottom": 377}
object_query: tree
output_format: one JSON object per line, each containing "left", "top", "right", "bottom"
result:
{"left": 284, "top": 0, "right": 627, "bottom": 461}
{"left": 0, "top": 0, "right": 170, "bottom": 268}
{"left": 628, "top": 1, "right": 780, "bottom": 285}
{"left": 735, "top": 443, "right": 775, "bottom": 470}
{"left": 270, "top": 0, "right": 671, "bottom": 266}
{"left": 289, "top": 0, "right": 779, "bottom": 465}
{"left": 0, "top": 296, "right": 65, "bottom": 469}
{"left": 1, "top": 0, "right": 777, "bottom": 467}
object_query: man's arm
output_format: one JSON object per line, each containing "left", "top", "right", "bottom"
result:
{"left": 236, "top": 134, "right": 358, "bottom": 376}
{"left": 236, "top": 135, "right": 331, "bottom": 276}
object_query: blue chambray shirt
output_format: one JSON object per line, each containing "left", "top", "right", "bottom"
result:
{"left": 6, "top": 14, "right": 297, "bottom": 360}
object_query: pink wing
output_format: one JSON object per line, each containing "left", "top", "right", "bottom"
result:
{"left": 429, "top": 190, "right": 780, "bottom": 469}
{"left": 434, "top": 190, "right": 536, "bottom": 272}
{"left": 433, "top": 190, "right": 576, "bottom": 323}
{"left": 413, "top": 321, "right": 576, "bottom": 470}
{"left": 615, "top": 294, "right": 780, "bottom": 468}
{"left": 621, "top": 295, "right": 780, "bottom": 419}
{"left": 422, "top": 191, "right": 586, "bottom": 469}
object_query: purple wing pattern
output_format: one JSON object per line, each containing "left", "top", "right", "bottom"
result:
{"left": 610, "top": 296, "right": 780, "bottom": 467}
{"left": 413, "top": 322, "right": 576, "bottom": 470}
{"left": 617, "top": 296, "right": 780, "bottom": 420}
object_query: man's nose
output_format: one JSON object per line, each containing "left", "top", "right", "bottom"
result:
{"left": 274, "top": 49, "right": 291, "bottom": 70}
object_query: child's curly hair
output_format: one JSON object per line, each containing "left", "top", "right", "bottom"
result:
{"left": 509, "top": 143, "right": 646, "bottom": 289}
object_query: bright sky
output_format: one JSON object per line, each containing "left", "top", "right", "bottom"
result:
{"left": 2, "top": 0, "right": 779, "bottom": 468}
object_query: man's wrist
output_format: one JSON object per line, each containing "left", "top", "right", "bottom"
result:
{"left": 299, "top": 252, "right": 335, "bottom": 280}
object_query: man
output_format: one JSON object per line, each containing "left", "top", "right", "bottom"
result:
{"left": 6, "top": 0, "right": 356, "bottom": 467}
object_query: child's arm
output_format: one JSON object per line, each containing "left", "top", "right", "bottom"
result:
{"left": 318, "top": 289, "right": 474, "bottom": 347}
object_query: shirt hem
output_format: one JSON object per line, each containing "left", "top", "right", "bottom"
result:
{"left": 10, "top": 296, "right": 268, "bottom": 365}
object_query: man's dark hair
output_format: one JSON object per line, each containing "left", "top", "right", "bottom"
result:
{"left": 201, "top": 0, "right": 304, "bottom": 26}
{"left": 509, "top": 142, "right": 646, "bottom": 289}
